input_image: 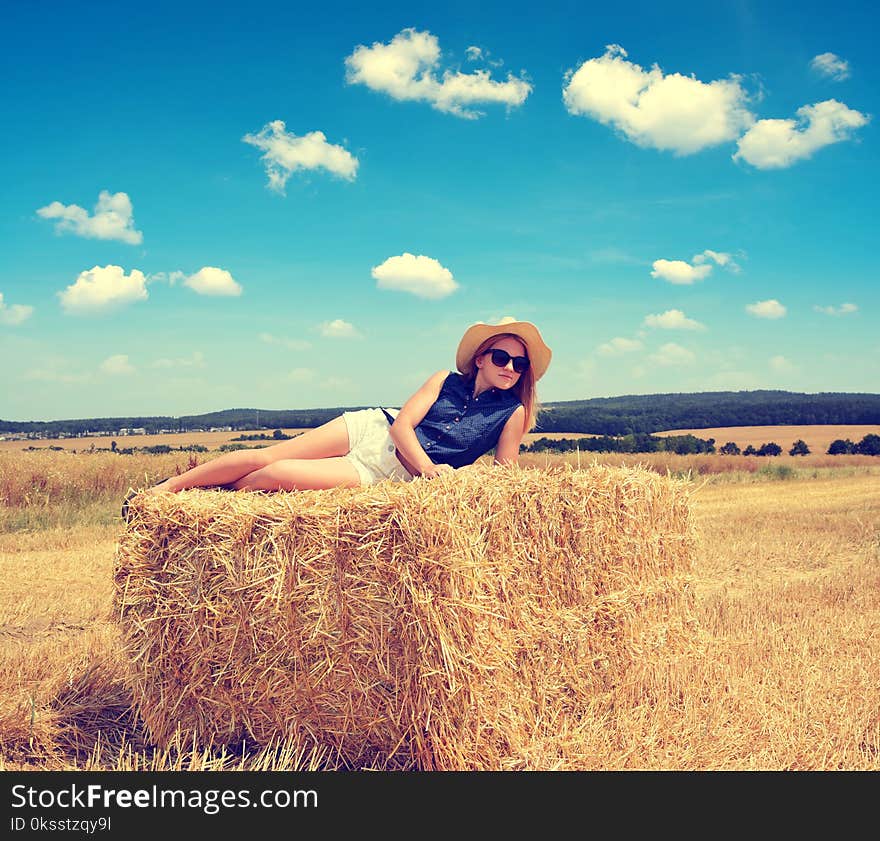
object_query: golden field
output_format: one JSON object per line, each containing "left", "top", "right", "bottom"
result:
{"left": 0, "top": 447, "right": 878, "bottom": 770}
{"left": 653, "top": 424, "right": 880, "bottom": 453}
{"left": 0, "top": 429, "right": 316, "bottom": 453}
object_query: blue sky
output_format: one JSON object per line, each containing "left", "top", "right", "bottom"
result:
{"left": 1, "top": 0, "right": 876, "bottom": 421}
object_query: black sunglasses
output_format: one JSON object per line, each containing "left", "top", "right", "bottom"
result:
{"left": 480, "top": 348, "right": 530, "bottom": 374}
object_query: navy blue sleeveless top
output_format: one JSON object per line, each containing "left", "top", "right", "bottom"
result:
{"left": 406, "top": 372, "right": 522, "bottom": 468}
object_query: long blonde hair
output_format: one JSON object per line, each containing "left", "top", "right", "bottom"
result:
{"left": 466, "top": 333, "right": 539, "bottom": 433}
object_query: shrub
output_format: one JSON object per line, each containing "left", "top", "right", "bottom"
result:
{"left": 757, "top": 442, "right": 782, "bottom": 457}
{"left": 219, "top": 443, "right": 268, "bottom": 452}
{"left": 758, "top": 463, "right": 796, "bottom": 480}
{"left": 856, "top": 433, "right": 880, "bottom": 456}
{"left": 141, "top": 445, "right": 173, "bottom": 455}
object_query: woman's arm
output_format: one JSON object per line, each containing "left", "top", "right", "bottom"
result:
{"left": 493, "top": 405, "right": 527, "bottom": 466}
{"left": 389, "top": 370, "right": 452, "bottom": 478}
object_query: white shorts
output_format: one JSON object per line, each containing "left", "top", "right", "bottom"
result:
{"left": 342, "top": 408, "right": 415, "bottom": 486}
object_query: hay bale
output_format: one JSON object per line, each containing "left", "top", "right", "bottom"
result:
{"left": 113, "top": 463, "right": 696, "bottom": 770}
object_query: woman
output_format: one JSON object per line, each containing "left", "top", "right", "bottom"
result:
{"left": 138, "top": 320, "right": 551, "bottom": 498}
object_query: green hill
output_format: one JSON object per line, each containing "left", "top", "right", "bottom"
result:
{"left": 2, "top": 390, "right": 879, "bottom": 438}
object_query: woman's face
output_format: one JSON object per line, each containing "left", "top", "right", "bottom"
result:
{"left": 474, "top": 335, "right": 528, "bottom": 391}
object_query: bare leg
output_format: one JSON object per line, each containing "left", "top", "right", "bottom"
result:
{"left": 150, "top": 416, "right": 351, "bottom": 492}
{"left": 231, "top": 457, "right": 361, "bottom": 491}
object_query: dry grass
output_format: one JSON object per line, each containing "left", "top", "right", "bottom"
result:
{"left": 3, "top": 449, "right": 876, "bottom": 517}
{"left": 519, "top": 449, "right": 880, "bottom": 480}
{"left": 0, "top": 450, "right": 200, "bottom": 506}
{"left": 609, "top": 474, "right": 880, "bottom": 769}
{"left": 0, "top": 450, "right": 879, "bottom": 770}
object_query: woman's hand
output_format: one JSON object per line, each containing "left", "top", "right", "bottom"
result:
{"left": 419, "top": 463, "right": 455, "bottom": 479}
{"left": 390, "top": 370, "right": 452, "bottom": 478}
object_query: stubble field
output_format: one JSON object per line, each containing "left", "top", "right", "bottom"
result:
{"left": 0, "top": 442, "right": 878, "bottom": 770}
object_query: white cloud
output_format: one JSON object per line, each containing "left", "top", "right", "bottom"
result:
{"left": 151, "top": 351, "right": 206, "bottom": 369}
{"left": 597, "top": 337, "right": 642, "bottom": 356}
{"left": 746, "top": 299, "right": 787, "bottom": 319}
{"left": 372, "top": 253, "right": 458, "bottom": 299}
{"left": 651, "top": 249, "right": 737, "bottom": 284}
{"left": 770, "top": 355, "right": 795, "bottom": 373}
{"left": 184, "top": 267, "right": 242, "bottom": 297}
{"left": 650, "top": 259, "right": 713, "bottom": 285}
{"left": 147, "top": 270, "right": 186, "bottom": 286}
{"left": 0, "top": 293, "right": 34, "bottom": 326}
{"left": 36, "top": 190, "right": 143, "bottom": 245}
{"left": 465, "top": 45, "right": 503, "bottom": 68}
{"left": 100, "top": 354, "right": 135, "bottom": 376}
{"left": 813, "top": 303, "right": 858, "bottom": 316}
{"left": 470, "top": 314, "right": 521, "bottom": 329}
{"left": 259, "top": 332, "right": 312, "bottom": 351}
{"left": 319, "top": 319, "right": 360, "bottom": 339}
{"left": 643, "top": 309, "right": 706, "bottom": 331}
{"left": 242, "top": 120, "right": 359, "bottom": 193}
{"left": 734, "top": 99, "right": 869, "bottom": 169}
{"left": 693, "top": 249, "right": 739, "bottom": 270}
{"left": 810, "top": 53, "right": 850, "bottom": 81}
{"left": 649, "top": 343, "right": 696, "bottom": 366}
{"left": 590, "top": 247, "right": 645, "bottom": 266}
{"left": 287, "top": 367, "right": 316, "bottom": 383}
{"left": 344, "top": 28, "right": 531, "bottom": 119}
{"left": 58, "top": 265, "right": 148, "bottom": 314}
{"left": 320, "top": 376, "right": 352, "bottom": 391}
{"left": 562, "top": 44, "right": 754, "bottom": 155}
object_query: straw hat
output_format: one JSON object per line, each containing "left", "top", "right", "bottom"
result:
{"left": 456, "top": 320, "right": 552, "bottom": 381}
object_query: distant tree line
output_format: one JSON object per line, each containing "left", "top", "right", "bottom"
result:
{"left": 535, "top": 391, "right": 880, "bottom": 435}
{"left": 231, "top": 429, "right": 300, "bottom": 441}
{"left": 719, "top": 435, "right": 879, "bottom": 456}
{"left": 526, "top": 434, "right": 716, "bottom": 455}
{"left": 528, "top": 432, "right": 880, "bottom": 457}
{"left": 0, "top": 409, "right": 355, "bottom": 438}
{"left": 3, "top": 391, "right": 879, "bottom": 438}
{"left": 24, "top": 443, "right": 210, "bottom": 455}
{"left": 526, "top": 435, "right": 788, "bottom": 456}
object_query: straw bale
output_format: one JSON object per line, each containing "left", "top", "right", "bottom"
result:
{"left": 113, "top": 462, "right": 696, "bottom": 770}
